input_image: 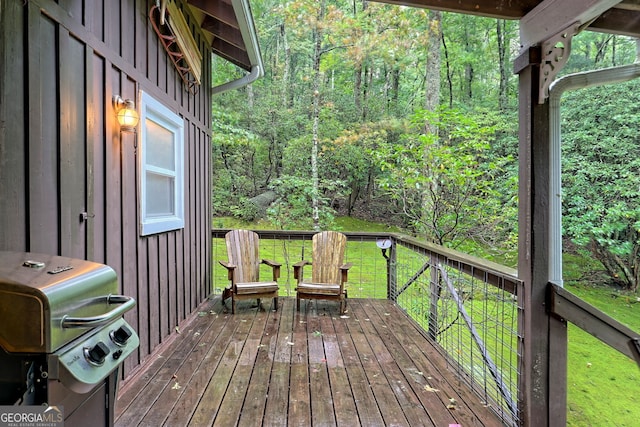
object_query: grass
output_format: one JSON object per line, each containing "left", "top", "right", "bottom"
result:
{"left": 564, "top": 283, "right": 640, "bottom": 427}
{"left": 562, "top": 250, "right": 640, "bottom": 426}
{"left": 213, "top": 216, "right": 640, "bottom": 426}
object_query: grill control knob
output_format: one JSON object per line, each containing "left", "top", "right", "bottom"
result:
{"left": 85, "top": 341, "right": 110, "bottom": 366}
{"left": 110, "top": 325, "right": 133, "bottom": 346}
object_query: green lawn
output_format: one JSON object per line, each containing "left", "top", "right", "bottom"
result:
{"left": 565, "top": 283, "right": 640, "bottom": 427}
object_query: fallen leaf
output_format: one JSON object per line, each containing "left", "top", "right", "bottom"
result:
{"left": 424, "top": 385, "right": 440, "bottom": 392}
{"left": 198, "top": 312, "right": 207, "bottom": 317}
{"left": 194, "top": 332, "right": 200, "bottom": 337}
{"left": 175, "top": 326, "right": 181, "bottom": 334}
{"left": 172, "top": 382, "right": 181, "bottom": 390}
{"left": 287, "top": 342, "right": 295, "bottom": 346}
{"left": 340, "top": 315, "right": 350, "bottom": 319}
{"left": 313, "top": 330, "right": 322, "bottom": 337}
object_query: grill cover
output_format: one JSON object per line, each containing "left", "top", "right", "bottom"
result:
{"left": 0, "top": 251, "right": 119, "bottom": 353}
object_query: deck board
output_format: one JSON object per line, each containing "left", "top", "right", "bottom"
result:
{"left": 115, "top": 297, "right": 504, "bottom": 426}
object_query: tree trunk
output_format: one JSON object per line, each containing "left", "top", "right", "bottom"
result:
{"left": 422, "top": 10, "right": 442, "bottom": 242}
{"left": 281, "top": 23, "right": 291, "bottom": 108}
{"left": 391, "top": 65, "right": 400, "bottom": 114}
{"left": 354, "top": 65, "right": 362, "bottom": 116}
{"left": 497, "top": 19, "right": 508, "bottom": 111}
{"left": 463, "top": 22, "right": 473, "bottom": 101}
{"left": 362, "top": 65, "right": 372, "bottom": 121}
{"left": 311, "top": 0, "right": 326, "bottom": 230}
{"left": 424, "top": 10, "right": 441, "bottom": 121}
{"left": 442, "top": 32, "right": 453, "bottom": 108}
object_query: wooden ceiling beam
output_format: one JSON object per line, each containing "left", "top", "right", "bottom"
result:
{"left": 187, "top": 0, "right": 237, "bottom": 26}
{"left": 201, "top": 16, "right": 244, "bottom": 50}
{"left": 589, "top": 7, "right": 640, "bottom": 37}
{"left": 520, "top": 0, "right": 622, "bottom": 49}
{"left": 369, "top": 0, "right": 539, "bottom": 19}
{"left": 212, "top": 37, "right": 250, "bottom": 70}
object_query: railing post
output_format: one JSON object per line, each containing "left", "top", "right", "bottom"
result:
{"left": 428, "top": 253, "right": 439, "bottom": 340}
{"left": 387, "top": 241, "right": 397, "bottom": 301}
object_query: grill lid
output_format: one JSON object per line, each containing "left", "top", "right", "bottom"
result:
{"left": 0, "top": 251, "right": 133, "bottom": 353}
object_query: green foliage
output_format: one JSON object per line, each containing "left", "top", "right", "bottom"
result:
{"left": 372, "top": 107, "right": 517, "bottom": 252}
{"left": 562, "top": 80, "right": 640, "bottom": 291}
{"left": 211, "top": 0, "right": 634, "bottom": 290}
{"left": 266, "top": 175, "right": 341, "bottom": 230}
{"left": 563, "top": 32, "right": 637, "bottom": 74}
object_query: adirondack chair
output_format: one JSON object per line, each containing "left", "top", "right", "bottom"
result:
{"left": 294, "top": 231, "right": 352, "bottom": 314}
{"left": 219, "top": 229, "right": 281, "bottom": 314}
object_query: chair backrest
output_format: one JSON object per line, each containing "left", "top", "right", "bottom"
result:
{"left": 225, "top": 229, "right": 261, "bottom": 283}
{"left": 311, "top": 231, "right": 347, "bottom": 284}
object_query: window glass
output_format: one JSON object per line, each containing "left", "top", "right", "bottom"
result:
{"left": 139, "top": 91, "right": 184, "bottom": 235}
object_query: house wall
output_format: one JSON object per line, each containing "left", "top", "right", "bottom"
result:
{"left": 0, "top": 0, "right": 213, "bottom": 377}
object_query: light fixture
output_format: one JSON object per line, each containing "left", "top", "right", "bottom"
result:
{"left": 113, "top": 95, "right": 140, "bottom": 133}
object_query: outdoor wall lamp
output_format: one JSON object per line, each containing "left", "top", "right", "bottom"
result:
{"left": 113, "top": 95, "right": 140, "bottom": 133}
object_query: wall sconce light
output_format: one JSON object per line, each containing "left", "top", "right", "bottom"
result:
{"left": 113, "top": 95, "right": 140, "bottom": 133}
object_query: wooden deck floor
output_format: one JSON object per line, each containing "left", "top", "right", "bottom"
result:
{"left": 114, "top": 297, "right": 504, "bottom": 426}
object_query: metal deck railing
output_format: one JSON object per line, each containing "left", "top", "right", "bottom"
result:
{"left": 212, "top": 230, "right": 523, "bottom": 426}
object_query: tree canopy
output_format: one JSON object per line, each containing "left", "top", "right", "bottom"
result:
{"left": 211, "top": 0, "right": 639, "bottom": 288}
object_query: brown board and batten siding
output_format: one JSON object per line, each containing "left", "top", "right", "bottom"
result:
{"left": 0, "top": 0, "right": 213, "bottom": 379}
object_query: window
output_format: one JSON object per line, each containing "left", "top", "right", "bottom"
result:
{"left": 139, "top": 91, "right": 184, "bottom": 235}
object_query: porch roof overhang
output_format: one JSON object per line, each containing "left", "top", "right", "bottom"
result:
{"left": 373, "top": 0, "right": 640, "bottom": 44}
{"left": 185, "top": 0, "right": 264, "bottom": 93}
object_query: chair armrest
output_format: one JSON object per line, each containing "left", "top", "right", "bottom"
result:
{"left": 218, "top": 260, "right": 236, "bottom": 281}
{"left": 339, "top": 262, "right": 353, "bottom": 284}
{"left": 293, "top": 260, "right": 311, "bottom": 282}
{"left": 262, "top": 259, "right": 281, "bottom": 281}
{"left": 340, "top": 262, "right": 353, "bottom": 271}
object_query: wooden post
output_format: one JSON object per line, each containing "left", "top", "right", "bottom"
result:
{"left": 515, "top": 47, "right": 568, "bottom": 427}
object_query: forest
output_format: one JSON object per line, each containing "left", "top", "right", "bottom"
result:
{"left": 210, "top": 0, "right": 640, "bottom": 292}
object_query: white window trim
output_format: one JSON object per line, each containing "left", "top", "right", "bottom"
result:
{"left": 139, "top": 91, "right": 185, "bottom": 236}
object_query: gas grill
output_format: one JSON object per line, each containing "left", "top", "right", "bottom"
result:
{"left": 0, "top": 251, "right": 139, "bottom": 426}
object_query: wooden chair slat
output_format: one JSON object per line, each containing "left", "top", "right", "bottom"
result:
{"left": 220, "top": 230, "right": 280, "bottom": 314}
{"left": 296, "top": 231, "right": 350, "bottom": 314}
